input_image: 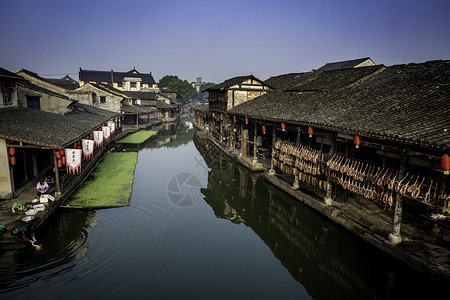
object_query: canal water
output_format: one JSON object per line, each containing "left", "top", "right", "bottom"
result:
{"left": 0, "top": 121, "right": 447, "bottom": 299}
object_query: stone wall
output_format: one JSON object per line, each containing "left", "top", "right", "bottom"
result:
{"left": 0, "top": 139, "right": 12, "bottom": 199}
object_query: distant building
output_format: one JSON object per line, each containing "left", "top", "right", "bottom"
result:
{"left": 79, "top": 68, "right": 158, "bottom": 92}
{"left": 191, "top": 77, "right": 204, "bottom": 92}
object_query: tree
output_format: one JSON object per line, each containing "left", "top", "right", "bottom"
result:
{"left": 158, "top": 75, "right": 199, "bottom": 103}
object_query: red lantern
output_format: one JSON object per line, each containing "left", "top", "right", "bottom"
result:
{"left": 220, "top": 114, "right": 223, "bottom": 120}
{"left": 57, "top": 159, "right": 63, "bottom": 168}
{"left": 10, "top": 156, "right": 16, "bottom": 166}
{"left": 262, "top": 125, "right": 266, "bottom": 134}
{"left": 59, "top": 149, "right": 65, "bottom": 156}
{"left": 308, "top": 126, "right": 314, "bottom": 137}
{"left": 55, "top": 151, "right": 61, "bottom": 159}
{"left": 73, "top": 142, "right": 77, "bottom": 148}
{"left": 233, "top": 115, "right": 236, "bottom": 122}
{"left": 245, "top": 117, "right": 248, "bottom": 124}
{"left": 9, "top": 147, "right": 15, "bottom": 156}
{"left": 281, "top": 122, "right": 286, "bottom": 131}
{"left": 354, "top": 135, "right": 361, "bottom": 149}
{"left": 62, "top": 156, "right": 66, "bottom": 165}
{"left": 122, "top": 116, "right": 124, "bottom": 120}
{"left": 442, "top": 154, "right": 450, "bottom": 175}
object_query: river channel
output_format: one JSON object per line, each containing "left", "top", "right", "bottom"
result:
{"left": 0, "top": 121, "right": 446, "bottom": 299}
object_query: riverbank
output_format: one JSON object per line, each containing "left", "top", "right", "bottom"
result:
{"left": 0, "top": 126, "right": 148, "bottom": 247}
{"left": 194, "top": 129, "right": 450, "bottom": 285}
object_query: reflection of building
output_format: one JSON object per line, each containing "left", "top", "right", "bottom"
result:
{"left": 79, "top": 68, "right": 159, "bottom": 92}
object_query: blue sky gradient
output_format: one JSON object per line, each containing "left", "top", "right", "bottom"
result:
{"left": 1, "top": 0, "right": 449, "bottom": 83}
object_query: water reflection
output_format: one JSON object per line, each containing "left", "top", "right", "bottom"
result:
{"left": 0, "top": 210, "right": 95, "bottom": 293}
{"left": 194, "top": 134, "right": 447, "bottom": 300}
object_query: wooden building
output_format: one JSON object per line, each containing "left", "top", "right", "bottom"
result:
{"left": 194, "top": 59, "right": 450, "bottom": 247}
{"left": 206, "top": 75, "right": 272, "bottom": 111}
{"left": 0, "top": 67, "right": 122, "bottom": 199}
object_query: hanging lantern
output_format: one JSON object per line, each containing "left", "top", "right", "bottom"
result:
{"left": 308, "top": 126, "right": 314, "bottom": 137}
{"left": 281, "top": 122, "right": 286, "bottom": 131}
{"left": 57, "top": 159, "right": 63, "bottom": 168}
{"left": 10, "top": 156, "right": 16, "bottom": 166}
{"left": 9, "top": 147, "right": 15, "bottom": 156}
{"left": 245, "top": 117, "right": 248, "bottom": 124}
{"left": 122, "top": 115, "right": 124, "bottom": 120}
{"left": 262, "top": 125, "right": 266, "bottom": 134}
{"left": 354, "top": 135, "right": 361, "bottom": 149}
{"left": 55, "top": 151, "right": 61, "bottom": 159}
{"left": 233, "top": 115, "right": 236, "bottom": 122}
{"left": 62, "top": 156, "right": 66, "bottom": 165}
{"left": 220, "top": 114, "right": 223, "bottom": 120}
{"left": 59, "top": 149, "right": 65, "bottom": 156}
{"left": 441, "top": 154, "right": 450, "bottom": 175}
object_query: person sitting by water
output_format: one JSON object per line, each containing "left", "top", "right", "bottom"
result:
{"left": 36, "top": 179, "right": 49, "bottom": 197}
{"left": 11, "top": 224, "right": 40, "bottom": 249}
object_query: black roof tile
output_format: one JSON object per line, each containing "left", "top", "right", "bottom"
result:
{"left": 79, "top": 68, "right": 156, "bottom": 84}
{"left": 228, "top": 60, "right": 450, "bottom": 150}
{"left": 0, "top": 106, "right": 117, "bottom": 148}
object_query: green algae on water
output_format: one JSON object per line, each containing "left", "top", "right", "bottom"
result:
{"left": 67, "top": 152, "right": 138, "bottom": 207}
{"left": 117, "top": 131, "right": 157, "bottom": 144}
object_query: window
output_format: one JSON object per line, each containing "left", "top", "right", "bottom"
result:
{"left": 2, "top": 87, "right": 15, "bottom": 105}
{"left": 100, "top": 96, "right": 106, "bottom": 103}
{"left": 130, "top": 82, "right": 137, "bottom": 88}
{"left": 92, "top": 93, "right": 97, "bottom": 104}
{"left": 26, "top": 96, "right": 41, "bottom": 110}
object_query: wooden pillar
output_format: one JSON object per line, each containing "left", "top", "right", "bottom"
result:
{"left": 241, "top": 129, "right": 249, "bottom": 157}
{"left": 269, "top": 127, "right": 277, "bottom": 175}
{"left": 389, "top": 150, "right": 408, "bottom": 244}
{"left": 252, "top": 122, "right": 258, "bottom": 163}
{"left": 53, "top": 150, "right": 61, "bottom": 196}
{"left": 219, "top": 118, "right": 223, "bottom": 143}
{"left": 293, "top": 168, "right": 300, "bottom": 189}
{"left": 324, "top": 135, "right": 336, "bottom": 205}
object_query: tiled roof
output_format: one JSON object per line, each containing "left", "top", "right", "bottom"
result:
{"left": 88, "top": 83, "right": 129, "bottom": 98}
{"left": 79, "top": 68, "right": 156, "bottom": 84}
{"left": 287, "top": 65, "right": 385, "bottom": 92}
{"left": 156, "top": 100, "right": 177, "bottom": 109}
{"left": 17, "top": 80, "right": 70, "bottom": 100}
{"left": 192, "top": 104, "right": 210, "bottom": 113}
{"left": 264, "top": 73, "right": 306, "bottom": 90}
{"left": 0, "top": 67, "right": 22, "bottom": 80}
{"left": 228, "top": 60, "right": 450, "bottom": 150}
{"left": 317, "top": 57, "right": 374, "bottom": 71}
{"left": 121, "top": 90, "right": 157, "bottom": 100}
{"left": 207, "top": 75, "right": 271, "bottom": 91}
{"left": 46, "top": 75, "right": 79, "bottom": 90}
{"left": 73, "top": 102, "right": 121, "bottom": 119}
{"left": 121, "top": 103, "right": 156, "bottom": 114}
{"left": 0, "top": 106, "right": 114, "bottom": 148}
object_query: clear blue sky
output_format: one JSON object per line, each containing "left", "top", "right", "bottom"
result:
{"left": 1, "top": 0, "right": 449, "bottom": 84}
